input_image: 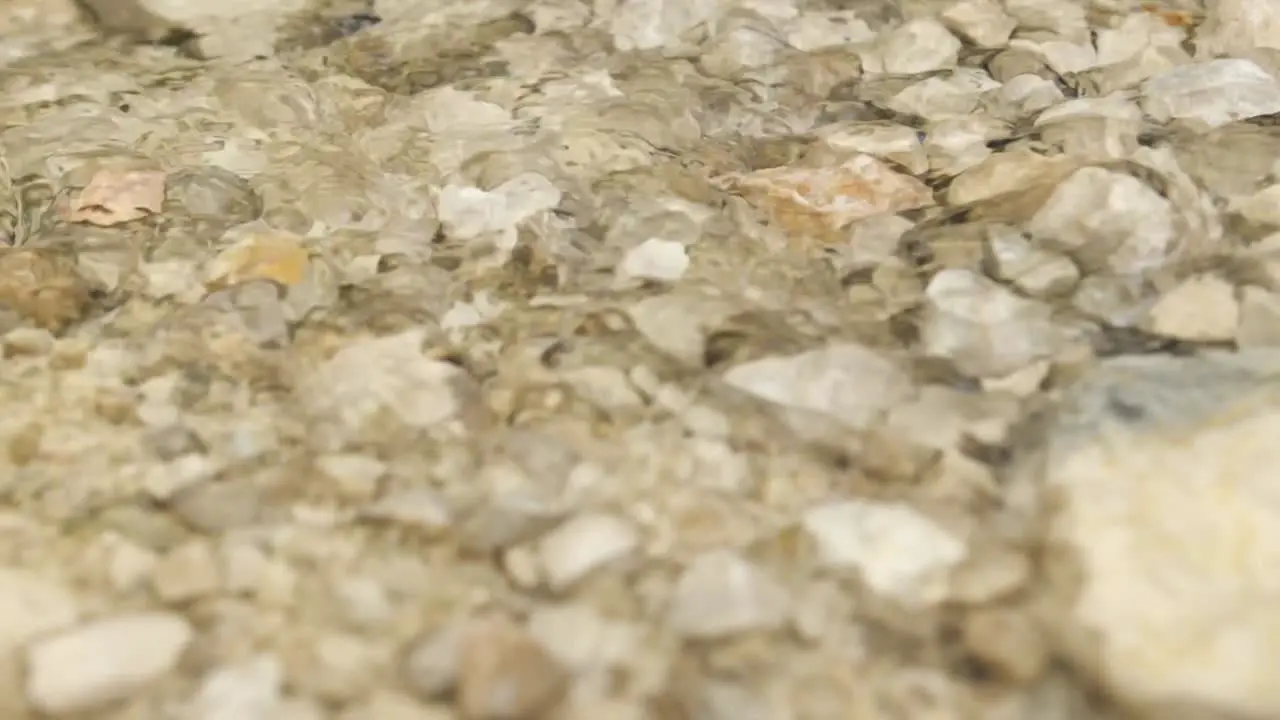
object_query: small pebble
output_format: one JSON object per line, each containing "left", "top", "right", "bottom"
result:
{"left": 458, "top": 616, "right": 570, "bottom": 720}
{"left": 151, "top": 539, "right": 223, "bottom": 603}
{"left": 0, "top": 568, "right": 79, "bottom": 652}
{"left": 25, "top": 612, "right": 193, "bottom": 715}
{"left": 536, "top": 512, "right": 640, "bottom": 592}
{"left": 187, "top": 654, "right": 284, "bottom": 720}
{"left": 667, "top": 550, "right": 790, "bottom": 638}
{"left": 404, "top": 622, "right": 465, "bottom": 700}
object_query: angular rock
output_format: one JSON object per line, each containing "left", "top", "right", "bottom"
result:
{"left": 801, "top": 500, "right": 967, "bottom": 607}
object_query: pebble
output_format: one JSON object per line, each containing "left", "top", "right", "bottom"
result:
{"left": 1145, "top": 273, "right": 1240, "bottom": 342}
{"left": 186, "top": 654, "right": 284, "bottom": 720}
{"left": 316, "top": 453, "right": 388, "bottom": 501}
{"left": 536, "top": 512, "right": 640, "bottom": 592}
{"left": 722, "top": 343, "right": 914, "bottom": 430}
{"left": 169, "top": 478, "right": 263, "bottom": 532}
{"left": 361, "top": 489, "right": 454, "bottom": 536}
{"left": 457, "top": 616, "right": 570, "bottom": 720}
{"left": 25, "top": 612, "right": 193, "bottom": 715}
{"left": 151, "top": 539, "right": 223, "bottom": 603}
{"left": 801, "top": 500, "right": 967, "bottom": 607}
{"left": 920, "top": 269, "right": 1061, "bottom": 378}
{"left": 0, "top": 568, "right": 79, "bottom": 653}
{"left": 961, "top": 608, "right": 1047, "bottom": 683}
{"left": 403, "top": 622, "right": 465, "bottom": 700}
{"left": 667, "top": 550, "right": 791, "bottom": 638}
{"left": 526, "top": 604, "right": 640, "bottom": 671}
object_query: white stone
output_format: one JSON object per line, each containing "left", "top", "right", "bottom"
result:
{"left": 877, "top": 19, "right": 961, "bottom": 75}
{"left": 1142, "top": 59, "right": 1280, "bottom": 131}
{"left": 986, "top": 226, "right": 1080, "bottom": 297}
{"left": 617, "top": 238, "right": 689, "bottom": 282}
{"left": 0, "top": 568, "right": 79, "bottom": 653}
{"left": 920, "top": 269, "right": 1061, "bottom": 378}
{"left": 316, "top": 453, "right": 387, "bottom": 501}
{"left": 1028, "top": 167, "right": 1176, "bottom": 276}
{"left": 941, "top": 0, "right": 1016, "bottom": 48}
{"left": 361, "top": 489, "right": 453, "bottom": 535}
{"left": 526, "top": 604, "right": 641, "bottom": 672}
{"left": 186, "top": 655, "right": 284, "bottom": 720}
{"left": 536, "top": 512, "right": 641, "bottom": 591}
{"left": 301, "top": 329, "right": 472, "bottom": 446}
{"left": 437, "top": 173, "right": 561, "bottom": 252}
{"left": 26, "top": 612, "right": 193, "bottom": 715}
{"left": 1197, "top": 0, "right": 1280, "bottom": 65}
{"left": 667, "top": 550, "right": 790, "bottom": 638}
{"left": 1026, "top": 353, "right": 1280, "bottom": 717}
{"left": 723, "top": 343, "right": 915, "bottom": 429}
{"left": 801, "top": 500, "right": 967, "bottom": 607}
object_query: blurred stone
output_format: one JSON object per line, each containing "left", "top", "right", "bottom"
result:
{"left": 536, "top": 512, "right": 640, "bottom": 592}
{"left": 941, "top": 0, "right": 1016, "bottom": 48}
{"left": 1142, "top": 59, "right": 1280, "bottom": 131}
{"left": 1237, "top": 286, "right": 1280, "bottom": 347}
{"left": 723, "top": 343, "right": 914, "bottom": 430}
{"left": 457, "top": 616, "right": 570, "bottom": 720}
{"left": 0, "top": 568, "right": 79, "bottom": 652}
{"left": 801, "top": 500, "right": 966, "bottom": 607}
{"left": 920, "top": 269, "right": 1061, "bottom": 378}
{"left": 873, "top": 19, "right": 961, "bottom": 75}
{"left": 1021, "top": 352, "right": 1280, "bottom": 717}
{"left": 1027, "top": 167, "right": 1176, "bottom": 275}
{"left": 26, "top": 612, "right": 193, "bottom": 715}
{"left": 727, "top": 155, "right": 934, "bottom": 237}
{"left": 667, "top": 550, "right": 790, "bottom": 638}
{"left": 187, "top": 655, "right": 285, "bottom": 720}
{"left": 0, "top": 249, "right": 90, "bottom": 332}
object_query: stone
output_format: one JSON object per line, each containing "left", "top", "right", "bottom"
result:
{"left": 961, "top": 608, "right": 1048, "bottom": 683}
{"left": 1145, "top": 273, "right": 1240, "bottom": 342}
{"left": 985, "top": 226, "right": 1079, "bottom": 298}
{"left": 151, "top": 539, "right": 223, "bottom": 603}
{"left": 1020, "top": 352, "right": 1280, "bottom": 717}
{"left": 876, "top": 19, "right": 961, "bottom": 75}
{"left": 457, "top": 616, "right": 570, "bottom": 720}
{"left": 919, "top": 269, "right": 1061, "bottom": 378}
{"left": 1027, "top": 167, "right": 1176, "bottom": 276}
{"left": 801, "top": 500, "right": 967, "bottom": 607}
{"left": 0, "top": 568, "right": 79, "bottom": 653}
{"left": 941, "top": 0, "right": 1016, "bottom": 48}
{"left": 525, "top": 604, "right": 640, "bottom": 673}
{"left": 1237, "top": 286, "right": 1280, "bottom": 347}
{"left": 0, "top": 249, "right": 91, "bottom": 332}
{"left": 667, "top": 550, "right": 790, "bottom": 638}
{"left": 186, "top": 655, "right": 285, "bottom": 720}
{"left": 1142, "top": 59, "right": 1280, "bottom": 131}
{"left": 722, "top": 343, "right": 915, "bottom": 430}
{"left": 617, "top": 238, "right": 689, "bottom": 282}
{"left": 536, "top": 512, "right": 641, "bottom": 592}
{"left": 25, "top": 612, "right": 193, "bottom": 715}
{"left": 403, "top": 622, "right": 465, "bottom": 700}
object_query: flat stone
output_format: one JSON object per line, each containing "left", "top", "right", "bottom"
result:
{"left": 25, "top": 612, "right": 193, "bottom": 715}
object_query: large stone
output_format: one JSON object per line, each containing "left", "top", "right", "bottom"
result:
{"left": 1016, "top": 351, "right": 1280, "bottom": 718}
